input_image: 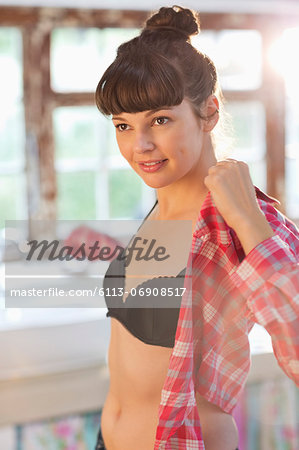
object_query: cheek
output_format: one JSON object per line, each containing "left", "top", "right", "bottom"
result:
{"left": 182, "top": 128, "right": 203, "bottom": 156}
{"left": 176, "top": 133, "right": 199, "bottom": 159}
{"left": 117, "top": 140, "right": 132, "bottom": 162}
{"left": 165, "top": 130, "right": 187, "bottom": 157}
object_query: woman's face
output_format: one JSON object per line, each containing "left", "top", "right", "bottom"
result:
{"left": 111, "top": 98, "right": 206, "bottom": 189}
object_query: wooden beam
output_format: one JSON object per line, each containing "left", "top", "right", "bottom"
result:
{"left": 223, "top": 89, "right": 264, "bottom": 102}
{"left": 262, "top": 30, "right": 286, "bottom": 213}
{"left": 50, "top": 92, "right": 95, "bottom": 107}
{"left": 23, "top": 25, "right": 57, "bottom": 236}
{"left": 1, "top": 6, "right": 299, "bottom": 30}
{"left": 0, "top": 7, "right": 148, "bottom": 28}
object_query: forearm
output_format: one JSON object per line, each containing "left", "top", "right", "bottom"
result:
{"left": 232, "top": 211, "right": 275, "bottom": 256}
{"left": 195, "top": 393, "right": 239, "bottom": 450}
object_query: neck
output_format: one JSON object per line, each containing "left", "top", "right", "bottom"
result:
{"left": 155, "top": 135, "right": 217, "bottom": 220}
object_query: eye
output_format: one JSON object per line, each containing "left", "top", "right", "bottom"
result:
{"left": 154, "top": 116, "right": 169, "bottom": 126}
{"left": 115, "top": 123, "right": 130, "bottom": 132}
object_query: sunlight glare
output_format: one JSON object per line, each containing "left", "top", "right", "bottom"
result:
{"left": 268, "top": 28, "right": 299, "bottom": 95}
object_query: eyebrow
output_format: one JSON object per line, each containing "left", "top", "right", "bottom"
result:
{"left": 112, "top": 107, "right": 173, "bottom": 121}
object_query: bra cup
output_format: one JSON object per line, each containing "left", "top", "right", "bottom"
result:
{"left": 125, "top": 275, "right": 185, "bottom": 345}
{"left": 103, "top": 256, "right": 125, "bottom": 309}
{"left": 153, "top": 275, "right": 185, "bottom": 344}
{"left": 154, "top": 308, "right": 179, "bottom": 344}
{"left": 127, "top": 307, "right": 155, "bottom": 343}
{"left": 103, "top": 250, "right": 187, "bottom": 348}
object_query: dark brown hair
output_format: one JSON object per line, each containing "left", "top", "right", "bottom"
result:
{"left": 95, "top": 5, "right": 219, "bottom": 120}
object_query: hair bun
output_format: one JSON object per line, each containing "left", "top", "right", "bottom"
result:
{"left": 145, "top": 5, "right": 200, "bottom": 39}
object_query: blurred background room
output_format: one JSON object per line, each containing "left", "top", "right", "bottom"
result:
{"left": 0, "top": 0, "right": 298, "bottom": 449}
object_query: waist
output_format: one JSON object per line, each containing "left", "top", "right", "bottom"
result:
{"left": 101, "top": 390, "right": 160, "bottom": 450}
{"left": 101, "top": 390, "right": 238, "bottom": 450}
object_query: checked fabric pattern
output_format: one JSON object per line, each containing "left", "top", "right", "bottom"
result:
{"left": 153, "top": 186, "right": 299, "bottom": 449}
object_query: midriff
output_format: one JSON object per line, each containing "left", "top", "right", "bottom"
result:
{"left": 100, "top": 318, "right": 239, "bottom": 450}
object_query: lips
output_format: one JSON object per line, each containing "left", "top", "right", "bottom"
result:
{"left": 138, "top": 159, "right": 168, "bottom": 173}
{"left": 138, "top": 159, "right": 167, "bottom": 165}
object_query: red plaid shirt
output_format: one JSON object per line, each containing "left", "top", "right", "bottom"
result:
{"left": 154, "top": 186, "right": 299, "bottom": 449}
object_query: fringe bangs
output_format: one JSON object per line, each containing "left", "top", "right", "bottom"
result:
{"left": 95, "top": 52, "right": 185, "bottom": 116}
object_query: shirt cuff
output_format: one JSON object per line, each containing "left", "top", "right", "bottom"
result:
{"left": 229, "top": 234, "right": 297, "bottom": 297}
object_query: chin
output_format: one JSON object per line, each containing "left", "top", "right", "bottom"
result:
{"left": 134, "top": 165, "right": 182, "bottom": 188}
{"left": 141, "top": 180, "right": 168, "bottom": 189}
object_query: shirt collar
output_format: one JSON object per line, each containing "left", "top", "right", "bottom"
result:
{"left": 193, "top": 185, "right": 280, "bottom": 246}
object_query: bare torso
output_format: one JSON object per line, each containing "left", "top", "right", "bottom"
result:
{"left": 101, "top": 206, "right": 239, "bottom": 450}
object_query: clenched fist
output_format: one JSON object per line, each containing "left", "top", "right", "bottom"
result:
{"left": 204, "top": 158, "right": 262, "bottom": 229}
{"left": 203, "top": 159, "right": 274, "bottom": 254}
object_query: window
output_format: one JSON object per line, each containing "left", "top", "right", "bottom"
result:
{"left": 0, "top": 8, "right": 298, "bottom": 346}
{"left": 192, "top": 29, "right": 262, "bottom": 91}
{"left": 286, "top": 94, "right": 299, "bottom": 218}
{"left": 0, "top": 13, "right": 298, "bottom": 229}
{"left": 282, "top": 28, "right": 299, "bottom": 218}
{"left": 50, "top": 27, "right": 153, "bottom": 221}
{"left": 193, "top": 30, "right": 267, "bottom": 188}
{"left": 0, "top": 27, "right": 27, "bottom": 229}
{"left": 225, "top": 101, "right": 266, "bottom": 190}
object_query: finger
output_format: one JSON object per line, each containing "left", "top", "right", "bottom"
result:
{"left": 216, "top": 159, "right": 238, "bottom": 166}
{"left": 216, "top": 159, "right": 238, "bottom": 165}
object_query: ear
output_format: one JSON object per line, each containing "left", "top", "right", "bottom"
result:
{"left": 202, "top": 95, "right": 219, "bottom": 132}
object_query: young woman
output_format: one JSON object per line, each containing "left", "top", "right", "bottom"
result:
{"left": 94, "top": 5, "right": 299, "bottom": 450}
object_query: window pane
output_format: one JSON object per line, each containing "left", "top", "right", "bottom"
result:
{"left": 282, "top": 28, "right": 299, "bottom": 219}
{"left": 246, "top": 159, "right": 267, "bottom": 192}
{"left": 53, "top": 106, "right": 106, "bottom": 163}
{"left": 51, "top": 28, "right": 138, "bottom": 92}
{"left": 0, "top": 28, "right": 26, "bottom": 230}
{"left": 101, "top": 27, "right": 139, "bottom": 69}
{"left": 0, "top": 103, "right": 25, "bottom": 165}
{"left": 0, "top": 174, "right": 27, "bottom": 229}
{"left": 225, "top": 101, "right": 266, "bottom": 190}
{"left": 192, "top": 30, "right": 262, "bottom": 90}
{"left": 225, "top": 101, "right": 266, "bottom": 159}
{"left": 107, "top": 120, "right": 119, "bottom": 156}
{"left": 0, "top": 28, "right": 24, "bottom": 164}
{"left": 0, "top": 27, "right": 23, "bottom": 100}
{"left": 57, "top": 172, "right": 96, "bottom": 220}
{"left": 108, "top": 169, "right": 143, "bottom": 218}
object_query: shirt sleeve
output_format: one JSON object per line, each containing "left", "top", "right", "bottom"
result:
{"left": 229, "top": 208, "right": 299, "bottom": 385}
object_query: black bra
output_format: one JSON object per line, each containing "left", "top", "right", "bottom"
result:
{"left": 103, "top": 200, "right": 186, "bottom": 348}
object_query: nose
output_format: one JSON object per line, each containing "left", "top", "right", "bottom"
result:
{"left": 133, "top": 130, "right": 155, "bottom": 153}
